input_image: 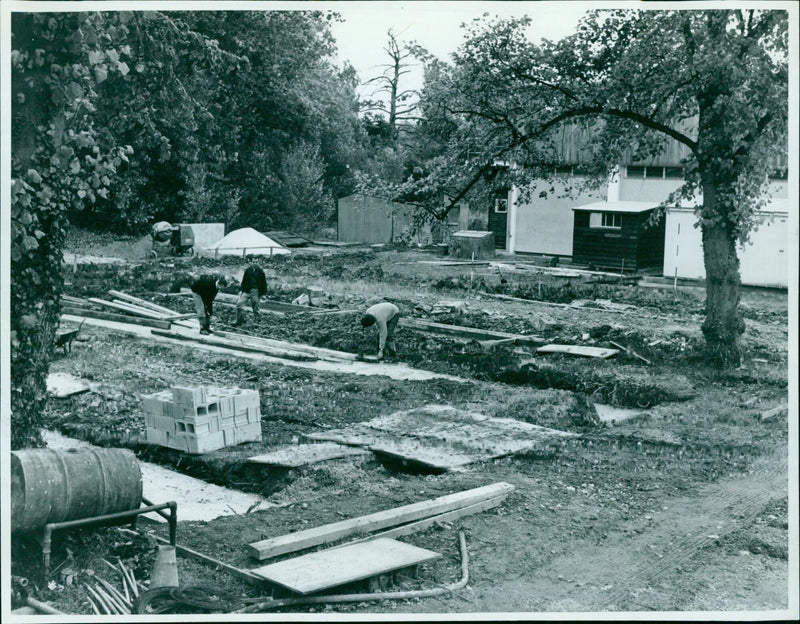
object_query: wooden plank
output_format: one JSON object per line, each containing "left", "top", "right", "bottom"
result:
{"left": 62, "top": 307, "right": 172, "bottom": 330}
{"left": 608, "top": 340, "right": 652, "bottom": 365}
{"left": 149, "top": 329, "right": 318, "bottom": 361}
{"left": 482, "top": 293, "right": 573, "bottom": 308}
{"left": 537, "top": 344, "right": 619, "bottom": 359}
{"left": 87, "top": 297, "right": 166, "bottom": 319}
{"left": 760, "top": 404, "right": 787, "bottom": 422}
{"left": 342, "top": 495, "right": 508, "bottom": 547}
{"left": 215, "top": 330, "right": 373, "bottom": 363}
{"left": 62, "top": 294, "right": 92, "bottom": 305}
{"left": 246, "top": 482, "right": 515, "bottom": 561}
{"left": 108, "top": 290, "right": 181, "bottom": 316}
{"left": 400, "top": 317, "right": 542, "bottom": 342}
{"left": 250, "top": 538, "right": 441, "bottom": 594}
{"left": 247, "top": 443, "right": 372, "bottom": 467}
{"left": 160, "top": 313, "right": 197, "bottom": 321}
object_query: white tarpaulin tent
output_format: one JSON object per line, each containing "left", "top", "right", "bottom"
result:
{"left": 204, "top": 227, "right": 290, "bottom": 257}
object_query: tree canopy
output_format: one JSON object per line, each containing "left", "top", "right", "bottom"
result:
{"left": 386, "top": 8, "right": 788, "bottom": 366}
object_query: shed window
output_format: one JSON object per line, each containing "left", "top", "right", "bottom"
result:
{"left": 626, "top": 166, "right": 646, "bottom": 178}
{"left": 494, "top": 198, "right": 508, "bottom": 214}
{"left": 589, "top": 212, "right": 621, "bottom": 229}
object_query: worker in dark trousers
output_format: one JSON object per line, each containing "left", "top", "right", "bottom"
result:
{"left": 360, "top": 301, "right": 401, "bottom": 360}
{"left": 234, "top": 264, "right": 268, "bottom": 326}
{"left": 190, "top": 274, "right": 228, "bottom": 335}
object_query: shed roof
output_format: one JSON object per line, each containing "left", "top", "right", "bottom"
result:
{"left": 668, "top": 197, "right": 789, "bottom": 215}
{"left": 572, "top": 201, "right": 658, "bottom": 214}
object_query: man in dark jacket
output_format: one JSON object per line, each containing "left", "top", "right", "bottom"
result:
{"left": 190, "top": 274, "right": 228, "bottom": 334}
{"left": 234, "top": 264, "right": 268, "bottom": 326}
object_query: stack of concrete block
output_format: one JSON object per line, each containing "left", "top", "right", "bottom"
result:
{"left": 143, "top": 385, "right": 262, "bottom": 454}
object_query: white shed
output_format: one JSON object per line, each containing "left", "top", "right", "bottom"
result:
{"left": 663, "top": 199, "right": 790, "bottom": 288}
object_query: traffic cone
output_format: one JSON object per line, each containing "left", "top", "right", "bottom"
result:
{"left": 149, "top": 545, "right": 179, "bottom": 588}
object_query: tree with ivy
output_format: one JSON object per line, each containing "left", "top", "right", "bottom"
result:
{"left": 396, "top": 9, "right": 789, "bottom": 367}
{"left": 9, "top": 11, "right": 245, "bottom": 448}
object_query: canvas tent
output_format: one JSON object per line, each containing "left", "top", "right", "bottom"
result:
{"left": 204, "top": 227, "right": 290, "bottom": 257}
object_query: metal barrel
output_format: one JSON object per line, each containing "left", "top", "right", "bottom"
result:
{"left": 11, "top": 447, "right": 143, "bottom": 533}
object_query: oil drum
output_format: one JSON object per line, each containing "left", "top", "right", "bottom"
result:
{"left": 11, "top": 447, "right": 143, "bottom": 533}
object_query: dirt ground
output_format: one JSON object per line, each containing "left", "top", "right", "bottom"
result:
{"left": 10, "top": 229, "right": 793, "bottom": 618}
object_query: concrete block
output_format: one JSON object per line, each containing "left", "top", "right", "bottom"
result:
{"left": 178, "top": 430, "right": 225, "bottom": 454}
{"left": 219, "top": 396, "right": 235, "bottom": 416}
{"left": 155, "top": 415, "right": 177, "bottom": 433}
{"left": 234, "top": 390, "right": 259, "bottom": 412}
{"left": 238, "top": 421, "right": 263, "bottom": 444}
{"left": 247, "top": 407, "right": 261, "bottom": 424}
{"left": 234, "top": 410, "right": 250, "bottom": 427}
{"left": 144, "top": 412, "right": 156, "bottom": 428}
{"left": 223, "top": 422, "right": 262, "bottom": 447}
{"left": 172, "top": 385, "right": 207, "bottom": 406}
{"left": 142, "top": 396, "right": 164, "bottom": 416}
{"left": 145, "top": 426, "right": 167, "bottom": 446}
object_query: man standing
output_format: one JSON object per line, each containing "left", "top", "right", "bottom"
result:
{"left": 190, "top": 274, "right": 228, "bottom": 335}
{"left": 360, "top": 301, "right": 401, "bottom": 360}
{"left": 234, "top": 264, "right": 268, "bottom": 326}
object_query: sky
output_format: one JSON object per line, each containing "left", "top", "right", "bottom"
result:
{"left": 327, "top": 1, "right": 590, "bottom": 103}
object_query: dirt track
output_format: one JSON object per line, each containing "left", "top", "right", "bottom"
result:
{"left": 14, "top": 237, "right": 792, "bottom": 617}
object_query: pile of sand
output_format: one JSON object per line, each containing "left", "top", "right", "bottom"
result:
{"left": 205, "top": 227, "right": 290, "bottom": 256}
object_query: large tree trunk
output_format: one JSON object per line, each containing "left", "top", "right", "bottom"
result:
{"left": 10, "top": 13, "right": 63, "bottom": 449}
{"left": 700, "top": 180, "right": 745, "bottom": 368}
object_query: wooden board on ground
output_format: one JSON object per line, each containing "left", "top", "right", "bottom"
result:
{"left": 87, "top": 297, "right": 167, "bottom": 319}
{"left": 246, "top": 481, "right": 513, "bottom": 561}
{"left": 305, "top": 404, "right": 577, "bottom": 471}
{"left": 47, "top": 372, "right": 91, "bottom": 398}
{"left": 216, "top": 330, "right": 374, "bottom": 363}
{"left": 150, "top": 329, "right": 318, "bottom": 361}
{"left": 400, "top": 317, "right": 542, "bottom": 343}
{"left": 341, "top": 495, "right": 508, "bottom": 547}
{"left": 250, "top": 538, "right": 441, "bottom": 595}
{"left": 536, "top": 344, "right": 619, "bottom": 359}
{"left": 247, "top": 443, "right": 372, "bottom": 467}
{"left": 108, "top": 290, "right": 180, "bottom": 316}
{"left": 62, "top": 308, "right": 173, "bottom": 330}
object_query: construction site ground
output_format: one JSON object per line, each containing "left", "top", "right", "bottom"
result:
{"left": 14, "top": 229, "right": 792, "bottom": 616}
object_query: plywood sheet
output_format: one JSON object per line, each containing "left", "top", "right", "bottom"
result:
{"left": 250, "top": 538, "right": 440, "bottom": 594}
{"left": 537, "top": 344, "right": 619, "bottom": 359}
{"left": 247, "top": 443, "right": 372, "bottom": 467}
{"left": 305, "top": 404, "right": 577, "bottom": 471}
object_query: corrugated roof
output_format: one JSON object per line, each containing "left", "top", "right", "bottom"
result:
{"left": 572, "top": 201, "right": 658, "bottom": 213}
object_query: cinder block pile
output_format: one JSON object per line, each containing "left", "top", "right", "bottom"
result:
{"left": 143, "top": 385, "right": 262, "bottom": 454}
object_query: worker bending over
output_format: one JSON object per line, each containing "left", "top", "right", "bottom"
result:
{"left": 234, "top": 264, "right": 268, "bottom": 326}
{"left": 190, "top": 274, "right": 228, "bottom": 335}
{"left": 361, "top": 301, "right": 400, "bottom": 360}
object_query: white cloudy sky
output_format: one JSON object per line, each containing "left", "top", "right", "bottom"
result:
{"left": 328, "top": 1, "right": 590, "bottom": 99}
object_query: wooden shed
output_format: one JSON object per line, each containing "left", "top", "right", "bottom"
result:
{"left": 571, "top": 201, "right": 665, "bottom": 272}
{"left": 337, "top": 193, "right": 430, "bottom": 244}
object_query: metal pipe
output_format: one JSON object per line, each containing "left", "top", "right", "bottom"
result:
{"left": 43, "top": 502, "right": 176, "bottom": 575}
{"left": 151, "top": 534, "right": 263, "bottom": 585}
{"left": 234, "top": 531, "right": 469, "bottom": 613}
{"left": 26, "top": 597, "right": 66, "bottom": 615}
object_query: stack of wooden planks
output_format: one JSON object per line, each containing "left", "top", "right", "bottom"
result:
{"left": 62, "top": 289, "right": 378, "bottom": 364}
{"left": 61, "top": 292, "right": 193, "bottom": 330}
{"left": 168, "top": 288, "right": 339, "bottom": 315}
